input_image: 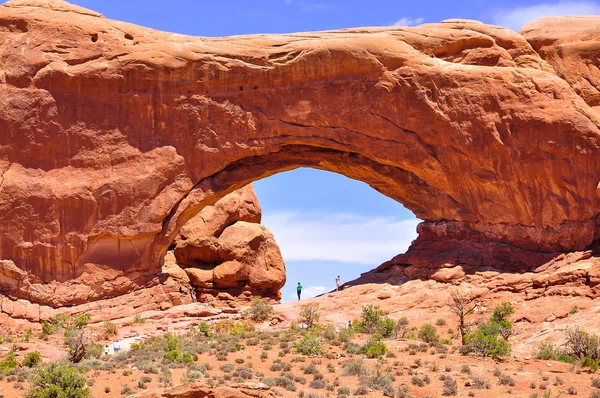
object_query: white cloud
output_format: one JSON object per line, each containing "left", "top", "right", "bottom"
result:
{"left": 393, "top": 17, "right": 425, "bottom": 27}
{"left": 294, "top": 285, "right": 328, "bottom": 300}
{"left": 492, "top": 1, "right": 600, "bottom": 31}
{"left": 262, "top": 211, "right": 420, "bottom": 265}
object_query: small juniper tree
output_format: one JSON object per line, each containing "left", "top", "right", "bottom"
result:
{"left": 448, "top": 290, "right": 477, "bottom": 344}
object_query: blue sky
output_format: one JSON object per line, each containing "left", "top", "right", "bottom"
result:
{"left": 8, "top": 0, "right": 600, "bottom": 301}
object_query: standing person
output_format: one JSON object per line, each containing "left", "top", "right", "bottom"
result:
{"left": 297, "top": 282, "right": 303, "bottom": 301}
{"left": 335, "top": 275, "right": 341, "bottom": 291}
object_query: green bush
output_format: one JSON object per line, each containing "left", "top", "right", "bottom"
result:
{"left": 294, "top": 333, "right": 326, "bottom": 356}
{"left": 491, "top": 302, "right": 514, "bottom": 323}
{"left": 581, "top": 357, "right": 599, "bottom": 372}
{"left": 26, "top": 362, "right": 90, "bottom": 398}
{"left": 357, "top": 304, "right": 384, "bottom": 334}
{"left": 535, "top": 342, "right": 560, "bottom": 360}
{"left": 197, "top": 321, "right": 213, "bottom": 337}
{"left": 163, "top": 350, "right": 182, "bottom": 362}
{"left": 74, "top": 313, "right": 91, "bottom": 329}
{"left": 418, "top": 323, "right": 440, "bottom": 344}
{"left": 163, "top": 334, "right": 182, "bottom": 352}
{"left": 0, "top": 350, "right": 18, "bottom": 371}
{"left": 246, "top": 297, "right": 273, "bottom": 322}
{"left": 462, "top": 331, "right": 510, "bottom": 359}
{"left": 377, "top": 317, "right": 396, "bottom": 338}
{"left": 41, "top": 321, "right": 55, "bottom": 336}
{"left": 22, "top": 351, "right": 42, "bottom": 368}
{"left": 362, "top": 335, "right": 388, "bottom": 358}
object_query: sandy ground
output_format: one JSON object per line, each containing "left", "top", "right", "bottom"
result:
{"left": 1, "top": 281, "right": 599, "bottom": 397}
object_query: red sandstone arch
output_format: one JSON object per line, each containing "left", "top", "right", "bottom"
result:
{"left": 2, "top": 0, "right": 600, "bottom": 308}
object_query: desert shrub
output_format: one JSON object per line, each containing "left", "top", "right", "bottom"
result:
{"left": 418, "top": 324, "right": 440, "bottom": 344}
{"left": 377, "top": 317, "right": 396, "bottom": 338}
{"left": 163, "top": 333, "right": 182, "bottom": 352}
{"left": 570, "top": 306, "right": 579, "bottom": 315}
{"left": 491, "top": 302, "right": 514, "bottom": 323}
{"left": 0, "top": 350, "right": 18, "bottom": 371}
{"left": 263, "top": 376, "right": 297, "bottom": 391}
{"left": 436, "top": 318, "right": 447, "bottom": 327}
{"left": 565, "top": 326, "right": 600, "bottom": 360}
{"left": 215, "top": 320, "right": 254, "bottom": 337}
{"left": 472, "top": 375, "right": 491, "bottom": 389}
{"left": 338, "top": 327, "right": 355, "bottom": 343}
{"left": 462, "top": 331, "right": 510, "bottom": 359}
{"left": 246, "top": 297, "right": 273, "bottom": 322}
{"left": 232, "top": 366, "right": 253, "bottom": 380}
{"left": 363, "top": 335, "right": 388, "bottom": 358}
{"left": 183, "top": 369, "right": 204, "bottom": 382}
{"left": 394, "top": 317, "right": 410, "bottom": 338}
{"left": 26, "top": 362, "right": 90, "bottom": 398}
{"left": 397, "top": 385, "right": 411, "bottom": 398}
{"left": 22, "top": 351, "right": 42, "bottom": 368}
{"left": 322, "top": 324, "right": 337, "bottom": 343}
{"left": 86, "top": 343, "right": 104, "bottom": 360}
{"left": 460, "top": 303, "right": 515, "bottom": 359}
{"left": 196, "top": 321, "right": 213, "bottom": 337}
{"left": 581, "top": 357, "right": 600, "bottom": 372}
{"left": 41, "top": 321, "right": 55, "bottom": 336}
{"left": 498, "top": 374, "right": 516, "bottom": 386}
{"left": 442, "top": 376, "right": 458, "bottom": 395}
{"left": 411, "top": 375, "right": 425, "bottom": 386}
{"left": 65, "top": 329, "right": 89, "bottom": 364}
{"left": 357, "top": 304, "right": 384, "bottom": 334}
{"left": 295, "top": 333, "right": 326, "bottom": 356}
{"left": 535, "top": 342, "right": 561, "bottom": 360}
{"left": 74, "top": 313, "right": 91, "bottom": 329}
{"left": 300, "top": 303, "right": 321, "bottom": 327}
{"left": 342, "top": 358, "right": 366, "bottom": 376}
{"left": 338, "top": 386, "right": 351, "bottom": 396}
{"left": 344, "top": 342, "right": 362, "bottom": 354}
{"left": 133, "top": 314, "right": 145, "bottom": 324}
{"left": 101, "top": 321, "right": 118, "bottom": 338}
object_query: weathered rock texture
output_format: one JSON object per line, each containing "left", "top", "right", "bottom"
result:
{"left": 2, "top": 1, "right": 600, "bottom": 309}
{"left": 168, "top": 185, "right": 286, "bottom": 301}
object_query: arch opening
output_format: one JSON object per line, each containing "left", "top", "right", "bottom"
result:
{"left": 253, "top": 168, "right": 419, "bottom": 303}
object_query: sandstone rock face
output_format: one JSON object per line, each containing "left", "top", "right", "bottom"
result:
{"left": 2, "top": 1, "right": 600, "bottom": 308}
{"left": 170, "top": 185, "right": 286, "bottom": 301}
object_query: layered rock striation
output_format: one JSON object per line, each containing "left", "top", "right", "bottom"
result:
{"left": 2, "top": 0, "right": 600, "bottom": 309}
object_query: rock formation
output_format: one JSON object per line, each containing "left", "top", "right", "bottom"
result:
{"left": 2, "top": 0, "right": 600, "bottom": 312}
{"left": 167, "top": 185, "right": 286, "bottom": 302}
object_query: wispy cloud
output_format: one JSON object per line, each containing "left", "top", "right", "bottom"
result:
{"left": 492, "top": 1, "right": 600, "bottom": 31}
{"left": 294, "top": 285, "right": 328, "bottom": 300}
{"left": 262, "top": 211, "right": 420, "bottom": 265}
{"left": 393, "top": 17, "right": 425, "bottom": 27}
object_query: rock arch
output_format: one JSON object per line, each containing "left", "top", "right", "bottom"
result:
{"left": 2, "top": 1, "right": 600, "bottom": 308}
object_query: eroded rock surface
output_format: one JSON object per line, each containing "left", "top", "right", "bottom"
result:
{"left": 2, "top": 0, "right": 600, "bottom": 310}
{"left": 168, "top": 185, "right": 286, "bottom": 302}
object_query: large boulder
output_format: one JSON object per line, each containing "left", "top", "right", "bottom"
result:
{"left": 170, "top": 186, "right": 286, "bottom": 301}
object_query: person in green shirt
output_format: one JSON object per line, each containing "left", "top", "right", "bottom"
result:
{"left": 297, "top": 282, "right": 303, "bottom": 301}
